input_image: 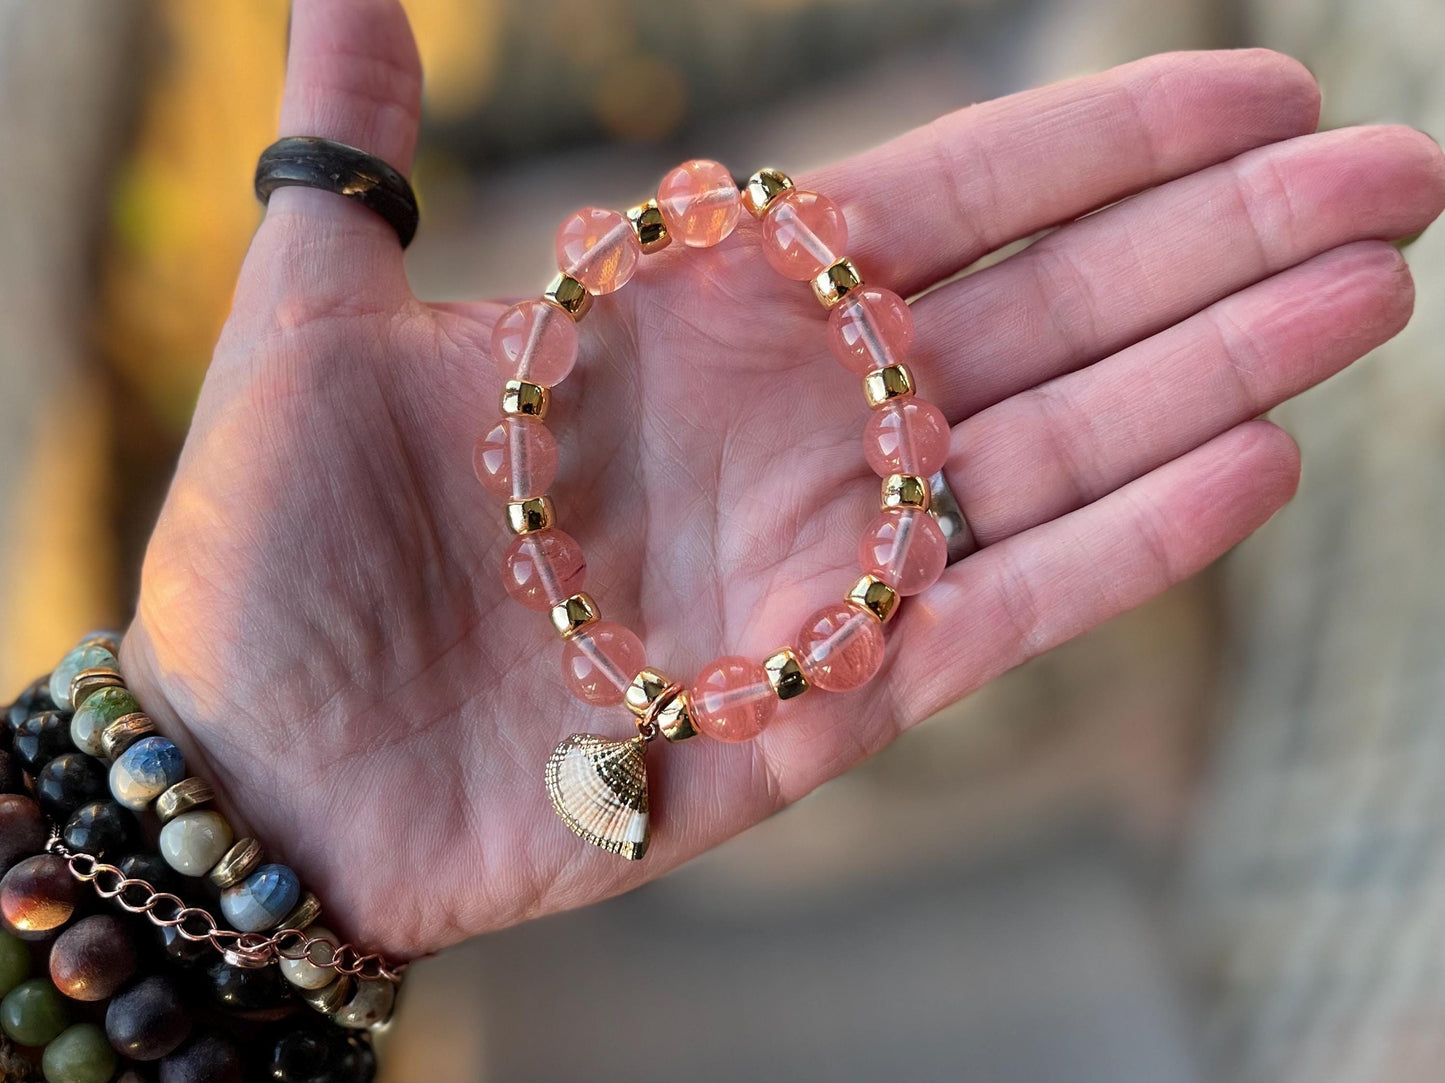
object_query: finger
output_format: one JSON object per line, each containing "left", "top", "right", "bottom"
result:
{"left": 251, "top": 0, "right": 422, "bottom": 293}
{"left": 948, "top": 241, "right": 1411, "bottom": 546}
{"left": 801, "top": 49, "right": 1321, "bottom": 297}
{"left": 913, "top": 124, "right": 1445, "bottom": 419}
{"left": 889, "top": 420, "right": 1301, "bottom": 732}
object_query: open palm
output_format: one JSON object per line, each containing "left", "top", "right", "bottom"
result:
{"left": 119, "top": 0, "right": 1444, "bottom": 959}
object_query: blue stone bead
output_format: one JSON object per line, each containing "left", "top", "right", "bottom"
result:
{"left": 48, "top": 645, "right": 118, "bottom": 711}
{"left": 108, "top": 736, "right": 185, "bottom": 811}
{"left": 220, "top": 865, "right": 300, "bottom": 933}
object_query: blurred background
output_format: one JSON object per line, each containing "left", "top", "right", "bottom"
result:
{"left": 0, "top": 0, "right": 1440, "bottom": 1080}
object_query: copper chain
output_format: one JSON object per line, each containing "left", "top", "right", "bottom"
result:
{"left": 46, "top": 835, "right": 406, "bottom": 984}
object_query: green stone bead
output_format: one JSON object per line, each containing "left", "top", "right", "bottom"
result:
{"left": 69, "top": 687, "right": 140, "bottom": 757}
{"left": 0, "top": 930, "right": 29, "bottom": 997}
{"left": 1, "top": 977, "right": 69, "bottom": 1046}
{"left": 42, "top": 1023, "right": 117, "bottom": 1083}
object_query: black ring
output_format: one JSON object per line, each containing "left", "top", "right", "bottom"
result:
{"left": 254, "top": 137, "right": 418, "bottom": 248}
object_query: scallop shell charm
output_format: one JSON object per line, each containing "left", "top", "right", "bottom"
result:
{"left": 545, "top": 733, "right": 650, "bottom": 860}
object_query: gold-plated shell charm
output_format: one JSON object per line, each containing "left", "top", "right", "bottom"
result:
{"left": 545, "top": 734, "right": 650, "bottom": 860}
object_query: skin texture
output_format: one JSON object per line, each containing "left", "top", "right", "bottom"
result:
{"left": 120, "top": 0, "right": 1445, "bottom": 959}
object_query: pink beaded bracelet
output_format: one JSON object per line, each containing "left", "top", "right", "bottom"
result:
{"left": 475, "top": 162, "right": 951, "bottom": 860}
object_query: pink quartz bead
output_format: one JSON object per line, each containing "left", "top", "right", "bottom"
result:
{"left": 501, "top": 530, "right": 586, "bottom": 611}
{"left": 490, "top": 299, "right": 579, "bottom": 386}
{"left": 555, "top": 207, "right": 641, "bottom": 295}
{"left": 472, "top": 416, "right": 558, "bottom": 501}
{"left": 796, "top": 603, "right": 886, "bottom": 692}
{"left": 760, "top": 190, "right": 849, "bottom": 280}
{"left": 690, "top": 656, "right": 777, "bottom": 743}
{"left": 657, "top": 159, "right": 742, "bottom": 248}
{"left": 827, "top": 287, "right": 915, "bottom": 375}
{"left": 859, "top": 508, "right": 948, "bottom": 596}
{"left": 562, "top": 621, "right": 646, "bottom": 707}
{"left": 863, "top": 399, "right": 951, "bottom": 478}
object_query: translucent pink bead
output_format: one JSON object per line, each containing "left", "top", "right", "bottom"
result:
{"left": 760, "top": 190, "right": 848, "bottom": 280}
{"left": 501, "top": 530, "right": 586, "bottom": 611}
{"left": 859, "top": 508, "right": 948, "bottom": 596}
{"left": 657, "top": 159, "right": 742, "bottom": 248}
{"left": 863, "top": 399, "right": 950, "bottom": 478}
{"left": 562, "top": 622, "right": 646, "bottom": 707}
{"left": 490, "top": 299, "right": 578, "bottom": 386}
{"left": 690, "top": 656, "right": 776, "bottom": 743}
{"left": 555, "top": 207, "right": 641, "bottom": 295}
{"left": 796, "top": 603, "right": 886, "bottom": 692}
{"left": 472, "top": 417, "right": 558, "bottom": 501}
{"left": 828, "top": 287, "right": 915, "bottom": 375}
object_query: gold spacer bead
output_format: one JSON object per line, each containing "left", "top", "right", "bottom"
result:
{"left": 543, "top": 272, "right": 593, "bottom": 321}
{"left": 624, "top": 667, "right": 674, "bottom": 718}
{"left": 100, "top": 713, "right": 155, "bottom": 760}
{"left": 276, "top": 890, "right": 322, "bottom": 932}
{"left": 209, "top": 837, "right": 264, "bottom": 890}
{"left": 847, "top": 574, "right": 900, "bottom": 624}
{"left": 862, "top": 364, "right": 915, "bottom": 409}
{"left": 501, "top": 379, "right": 550, "bottom": 419}
{"left": 550, "top": 592, "right": 600, "bottom": 638}
{"left": 654, "top": 688, "right": 699, "bottom": 742}
{"left": 763, "top": 647, "right": 810, "bottom": 701}
{"left": 303, "top": 975, "right": 353, "bottom": 1016}
{"left": 506, "top": 496, "right": 555, "bottom": 535}
{"left": 742, "top": 167, "right": 794, "bottom": 218}
{"left": 70, "top": 667, "right": 124, "bottom": 711}
{"left": 625, "top": 198, "right": 671, "bottom": 254}
{"left": 154, "top": 777, "right": 215, "bottom": 824}
{"left": 881, "top": 473, "right": 931, "bottom": 511}
{"left": 811, "top": 257, "right": 863, "bottom": 309}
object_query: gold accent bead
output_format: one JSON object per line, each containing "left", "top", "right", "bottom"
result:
{"left": 543, "top": 272, "right": 593, "bottom": 320}
{"left": 847, "top": 574, "right": 900, "bottom": 624}
{"left": 302, "top": 975, "right": 353, "bottom": 1015}
{"left": 209, "top": 837, "right": 264, "bottom": 890}
{"left": 811, "top": 257, "right": 863, "bottom": 309}
{"left": 625, "top": 198, "right": 671, "bottom": 254}
{"left": 624, "top": 667, "right": 674, "bottom": 718}
{"left": 501, "top": 380, "right": 549, "bottom": 419}
{"left": 100, "top": 713, "right": 155, "bottom": 760}
{"left": 277, "top": 891, "right": 322, "bottom": 932}
{"left": 862, "top": 364, "right": 915, "bottom": 409}
{"left": 654, "top": 688, "right": 698, "bottom": 742}
{"left": 506, "top": 496, "right": 555, "bottom": 535}
{"left": 154, "top": 777, "right": 215, "bottom": 824}
{"left": 742, "top": 167, "right": 794, "bottom": 218}
{"left": 881, "top": 473, "right": 931, "bottom": 511}
{"left": 763, "top": 647, "right": 810, "bottom": 701}
{"left": 70, "top": 667, "right": 124, "bottom": 711}
{"left": 550, "top": 593, "right": 600, "bottom": 638}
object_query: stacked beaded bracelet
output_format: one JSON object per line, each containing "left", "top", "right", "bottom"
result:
{"left": 476, "top": 162, "right": 952, "bottom": 860}
{"left": 2, "top": 633, "right": 403, "bottom": 1080}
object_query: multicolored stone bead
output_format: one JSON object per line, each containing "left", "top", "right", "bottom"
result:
{"left": 109, "top": 736, "right": 185, "bottom": 811}
{"left": 332, "top": 977, "right": 395, "bottom": 1029}
{"left": 159, "top": 810, "right": 234, "bottom": 877}
{"left": 69, "top": 686, "right": 140, "bottom": 757}
{"left": 279, "top": 925, "right": 340, "bottom": 991}
{"left": 48, "top": 644, "right": 118, "bottom": 711}
{"left": 0, "top": 854, "right": 79, "bottom": 940}
{"left": 220, "top": 864, "right": 301, "bottom": 933}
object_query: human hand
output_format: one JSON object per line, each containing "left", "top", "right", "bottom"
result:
{"left": 121, "top": 0, "right": 1445, "bottom": 958}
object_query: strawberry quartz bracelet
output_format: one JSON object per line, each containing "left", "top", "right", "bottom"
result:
{"left": 475, "top": 161, "right": 960, "bottom": 861}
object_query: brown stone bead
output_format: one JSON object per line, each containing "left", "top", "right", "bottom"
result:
{"left": 49, "top": 914, "right": 138, "bottom": 1001}
{"left": 0, "top": 854, "right": 78, "bottom": 940}
{"left": 0, "top": 794, "right": 47, "bottom": 876}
